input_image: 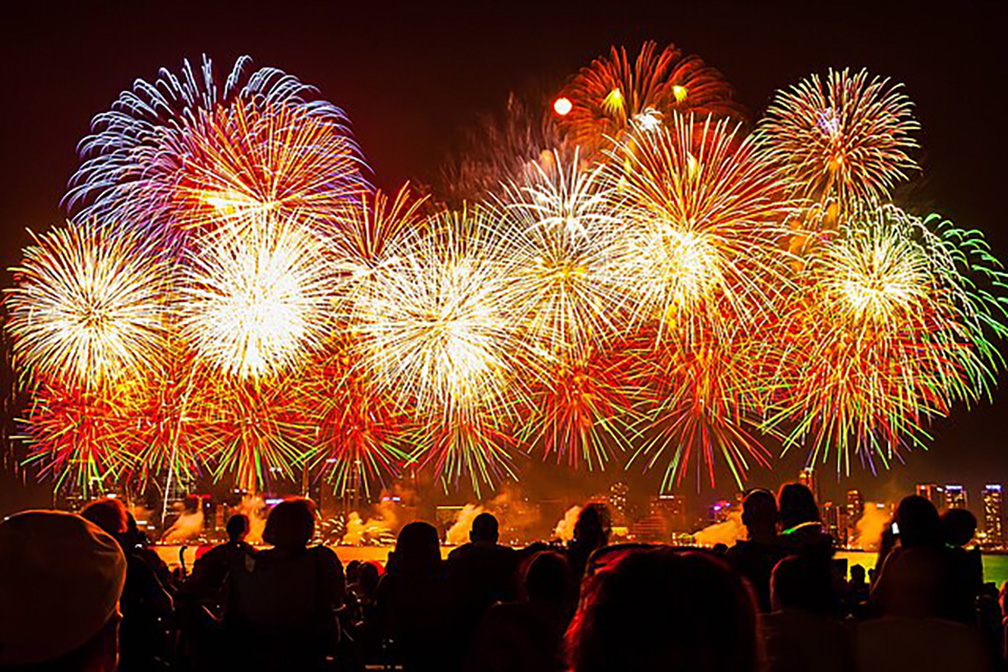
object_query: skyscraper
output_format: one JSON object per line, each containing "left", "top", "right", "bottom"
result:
{"left": 799, "top": 467, "right": 820, "bottom": 502}
{"left": 821, "top": 502, "right": 848, "bottom": 545}
{"left": 916, "top": 483, "right": 945, "bottom": 509}
{"left": 983, "top": 485, "right": 1004, "bottom": 548}
{"left": 610, "top": 482, "right": 629, "bottom": 521}
{"left": 846, "top": 489, "right": 864, "bottom": 546}
{"left": 945, "top": 484, "right": 967, "bottom": 511}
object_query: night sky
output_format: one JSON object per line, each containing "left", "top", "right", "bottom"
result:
{"left": 1, "top": 1, "right": 1006, "bottom": 515}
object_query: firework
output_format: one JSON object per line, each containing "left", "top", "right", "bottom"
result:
{"left": 18, "top": 380, "right": 134, "bottom": 496}
{"left": 197, "top": 376, "right": 308, "bottom": 493}
{"left": 557, "top": 41, "right": 745, "bottom": 157}
{"left": 759, "top": 68, "right": 919, "bottom": 213}
{"left": 329, "top": 184, "right": 428, "bottom": 310}
{"left": 496, "top": 150, "right": 631, "bottom": 359}
{"left": 350, "top": 208, "right": 530, "bottom": 493}
{"left": 608, "top": 115, "right": 796, "bottom": 345}
{"left": 300, "top": 340, "right": 410, "bottom": 499}
{"left": 5, "top": 222, "right": 168, "bottom": 391}
{"left": 65, "top": 55, "right": 368, "bottom": 243}
{"left": 769, "top": 204, "right": 1005, "bottom": 473}
{"left": 440, "top": 91, "right": 572, "bottom": 204}
{"left": 118, "top": 351, "right": 205, "bottom": 486}
{"left": 521, "top": 346, "right": 641, "bottom": 470}
{"left": 630, "top": 330, "right": 776, "bottom": 490}
{"left": 177, "top": 215, "right": 333, "bottom": 379}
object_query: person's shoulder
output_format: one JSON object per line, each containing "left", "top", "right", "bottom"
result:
{"left": 310, "top": 544, "right": 342, "bottom": 567}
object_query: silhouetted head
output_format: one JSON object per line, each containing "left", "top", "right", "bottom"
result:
{"left": 81, "top": 498, "right": 129, "bottom": 539}
{"left": 771, "top": 554, "right": 830, "bottom": 613}
{"left": 941, "top": 508, "right": 977, "bottom": 547}
{"left": 895, "top": 495, "right": 941, "bottom": 548}
{"left": 358, "top": 561, "right": 381, "bottom": 597}
{"left": 226, "top": 513, "right": 250, "bottom": 543}
{"left": 394, "top": 521, "right": 441, "bottom": 575}
{"left": 471, "top": 512, "right": 499, "bottom": 543}
{"left": 742, "top": 488, "right": 777, "bottom": 541}
{"left": 0, "top": 511, "right": 127, "bottom": 670}
{"left": 566, "top": 549, "right": 758, "bottom": 672}
{"left": 850, "top": 563, "right": 866, "bottom": 584}
{"left": 524, "top": 550, "right": 575, "bottom": 606}
{"left": 262, "top": 498, "right": 316, "bottom": 551}
{"left": 573, "top": 503, "right": 611, "bottom": 549}
{"left": 777, "top": 483, "right": 819, "bottom": 530}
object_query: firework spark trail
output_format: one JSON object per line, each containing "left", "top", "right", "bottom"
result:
{"left": 606, "top": 115, "right": 797, "bottom": 346}
{"left": 65, "top": 55, "right": 369, "bottom": 244}
{"left": 758, "top": 68, "right": 919, "bottom": 214}
{"left": 18, "top": 380, "right": 135, "bottom": 496}
{"left": 558, "top": 41, "right": 746, "bottom": 158}
{"left": 630, "top": 329, "right": 777, "bottom": 490}
{"left": 496, "top": 150, "right": 632, "bottom": 359}
{"left": 177, "top": 214, "right": 333, "bottom": 379}
{"left": 299, "top": 341, "right": 411, "bottom": 499}
{"left": 350, "top": 208, "right": 532, "bottom": 493}
{"left": 768, "top": 204, "right": 1005, "bottom": 473}
{"left": 5, "top": 222, "right": 169, "bottom": 391}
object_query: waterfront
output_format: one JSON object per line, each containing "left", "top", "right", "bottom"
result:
{"left": 154, "top": 545, "right": 1008, "bottom": 587}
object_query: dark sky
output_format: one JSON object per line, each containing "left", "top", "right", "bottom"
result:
{"left": 1, "top": 1, "right": 1006, "bottom": 514}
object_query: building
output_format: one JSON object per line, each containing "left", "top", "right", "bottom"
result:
{"left": 609, "top": 482, "right": 629, "bottom": 520}
{"left": 821, "top": 502, "right": 847, "bottom": 545}
{"left": 846, "top": 490, "right": 864, "bottom": 523}
{"left": 916, "top": 484, "right": 945, "bottom": 510}
{"left": 709, "top": 500, "right": 732, "bottom": 524}
{"left": 650, "top": 494, "right": 687, "bottom": 532}
{"left": 945, "top": 484, "right": 968, "bottom": 511}
{"left": 983, "top": 485, "right": 1004, "bottom": 548}
{"left": 799, "top": 467, "right": 820, "bottom": 502}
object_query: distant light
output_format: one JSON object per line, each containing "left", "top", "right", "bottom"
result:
{"left": 264, "top": 497, "right": 283, "bottom": 506}
{"left": 987, "top": 484, "right": 1002, "bottom": 491}
{"left": 553, "top": 97, "right": 573, "bottom": 116}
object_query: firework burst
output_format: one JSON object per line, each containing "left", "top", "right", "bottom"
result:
{"left": 5, "top": 222, "right": 168, "bottom": 391}
{"left": 300, "top": 340, "right": 410, "bottom": 499}
{"left": 350, "top": 208, "right": 530, "bottom": 492}
{"left": 197, "top": 376, "right": 308, "bottom": 493}
{"left": 631, "top": 330, "right": 776, "bottom": 490}
{"left": 66, "top": 55, "right": 368, "bottom": 244}
{"left": 497, "top": 150, "right": 631, "bottom": 359}
{"left": 769, "top": 204, "right": 1005, "bottom": 473}
{"left": 18, "top": 380, "right": 134, "bottom": 496}
{"left": 177, "top": 215, "right": 333, "bottom": 379}
{"left": 759, "top": 68, "right": 919, "bottom": 213}
{"left": 608, "top": 115, "right": 796, "bottom": 345}
{"left": 558, "top": 41, "right": 745, "bottom": 157}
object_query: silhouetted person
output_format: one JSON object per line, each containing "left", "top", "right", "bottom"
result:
{"left": 777, "top": 483, "right": 835, "bottom": 614}
{"left": 181, "top": 513, "right": 252, "bottom": 603}
{"left": 124, "top": 511, "right": 174, "bottom": 591}
{"left": 468, "top": 550, "right": 577, "bottom": 672}
{"left": 0, "top": 510, "right": 127, "bottom": 671}
{"left": 374, "top": 521, "right": 450, "bottom": 670}
{"left": 762, "top": 555, "right": 850, "bottom": 672}
{"left": 81, "top": 498, "right": 173, "bottom": 671}
{"left": 566, "top": 503, "right": 611, "bottom": 578}
{"left": 727, "top": 488, "right": 785, "bottom": 611}
{"left": 846, "top": 564, "right": 870, "bottom": 611}
{"left": 566, "top": 548, "right": 759, "bottom": 672}
{"left": 872, "top": 495, "right": 961, "bottom": 621}
{"left": 942, "top": 507, "right": 984, "bottom": 622}
{"left": 225, "top": 497, "right": 344, "bottom": 671}
{"left": 777, "top": 483, "right": 833, "bottom": 559}
{"left": 448, "top": 512, "right": 519, "bottom": 664}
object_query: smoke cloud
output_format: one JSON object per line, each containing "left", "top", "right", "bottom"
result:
{"left": 553, "top": 505, "right": 581, "bottom": 542}
{"left": 693, "top": 511, "right": 746, "bottom": 548}
{"left": 852, "top": 502, "right": 889, "bottom": 550}
{"left": 446, "top": 503, "right": 484, "bottom": 544}
{"left": 232, "top": 495, "right": 268, "bottom": 544}
{"left": 162, "top": 507, "right": 204, "bottom": 543}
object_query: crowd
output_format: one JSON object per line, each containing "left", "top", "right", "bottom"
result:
{"left": 1, "top": 483, "right": 1007, "bottom": 671}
